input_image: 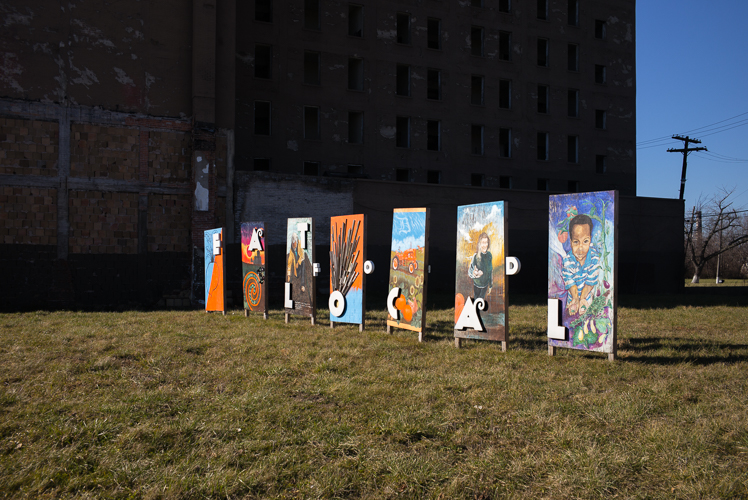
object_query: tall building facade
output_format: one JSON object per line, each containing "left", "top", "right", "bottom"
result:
{"left": 236, "top": 0, "right": 636, "bottom": 194}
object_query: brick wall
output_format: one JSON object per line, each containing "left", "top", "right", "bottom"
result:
{"left": 148, "top": 194, "right": 191, "bottom": 252}
{"left": 71, "top": 124, "right": 139, "bottom": 180}
{"left": 0, "top": 118, "right": 58, "bottom": 176}
{"left": 148, "top": 131, "right": 191, "bottom": 183}
{"left": 69, "top": 191, "right": 139, "bottom": 254}
{"left": 0, "top": 187, "right": 57, "bottom": 245}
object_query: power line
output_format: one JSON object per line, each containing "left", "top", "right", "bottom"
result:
{"left": 637, "top": 110, "right": 748, "bottom": 146}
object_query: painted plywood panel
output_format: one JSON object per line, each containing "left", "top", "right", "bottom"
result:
{"left": 204, "top": 227, "right": 225, "bottom": 312}
{"left": 241, "top": 222, "right": 267, "bottom": 314}
{"left": 330, "top": 214, "right": 366, "bottom": 326}
{"left": 285, "top": 217, "right": 316, "bottom": 318}
{"left": 454, "top": 201, "right": 507, "bottom": 342}
{"left": 548, "top": 191, "right": 618, "bottom": 353}
{"left": 386, "top": 208, "right": 429, "bottom": 334}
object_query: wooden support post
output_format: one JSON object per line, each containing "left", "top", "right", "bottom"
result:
{"left": 418, "top": 331, "right": 423, "bottom": 342}
{"left": 548, "top": 345, "right": 556, "bottom": 356}
{"left": 285, "top": 313, "right": 289, "bottom": 324}
{"left": 608, "top": 352, "right": 615, "bottom": 362}
{"left": 455, "top": 338, "right": 462, "bottom": 348}
{"left": 387, "top": 325, "right": 392, "bottom": 334}
{"left": 310, "top": 316, "right": 315, "bottom": 326}
{"left": 244, "top": 309, "right": 248, "bottom": 317}
{"left": 263, "top": 312, "right": 268, "bottom": 320}
{"left": 359, "top": 323, "right": 363, "bottom": 333}
{"left": 330, "top": 321, "right": 334, "bottom": 329}
{"left": 501, "top": 341, "right": 507, "bottom": 352}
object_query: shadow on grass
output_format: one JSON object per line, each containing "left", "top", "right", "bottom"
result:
{"left": 619, "top": 336, "right": 748, "bottom": 365}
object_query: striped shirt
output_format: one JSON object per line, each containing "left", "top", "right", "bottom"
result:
{"left": 562, "top": 245, "right": 600, "bottom": 292}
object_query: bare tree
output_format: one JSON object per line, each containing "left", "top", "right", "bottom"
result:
{"left": 684, "top": 190, "right": 748, "bottom": 283}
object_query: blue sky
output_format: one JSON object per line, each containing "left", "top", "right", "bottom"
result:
{"left": 636, "top": 1, "right": 748, "bottom": 210}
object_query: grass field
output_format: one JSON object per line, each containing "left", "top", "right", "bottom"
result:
{"left": 1, "top": 296, "right": 748, "bottom": 499}
{"left": 684, "top": 278, "right": 748, "bottom": 287}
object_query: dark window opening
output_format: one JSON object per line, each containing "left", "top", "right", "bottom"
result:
{"left": 396, "top": 116, "right": 410, "bottom": 148}
{"left": 427, "top": 18, "right": 441, "bottom": 49}
{"left": 304, "top": 0, "right": 320, "bottom": 29}
{"left": 596, "top": 155, "right": 606, "bottom": 174}
{"left": 499, "top": 31, "right": 512, "bottom": 61}
{"left": 304, "top": 106, "right": 320, "bottom": 139}
{"left": 567, "top": 44, "right": 578, "bottom": 71}
{"left": 471, "top": 26, "right": 484, "bottom": 56}
{"left": 303, "top": 161, "right": 319, "bottom": 176}
{"left": 255, "top": 0, "right": 272, "bottom": 22}
{"left": 499, "top": 128, "right": 511, "bottom": 158}
{"left": 253, "top": 158, "right": 270, "bottom": 171}
{"left": 568, "top": 0, "right": 578, "bottom": 26}
{"left": 471, "top": 125, "right": 484, "bottom": 155}
{"left": 396, "top": 168, "right": 410, "bottom": 182}
{"left": 499, "top": 175, "right": 511, "bottom": 189}
{"left": 499, "top": 79, "right": 511, "bottom": 109}
{"left": 255, "top": 44, "right": 272, "bottom": 79}
{"left": 348, "top": 164, "right": 364, "bottom": 175}
{"left": 595, "top": 64, "right": 606, "bottom": 84}
{"left": 303, "top": 51, "right": 320, "bottom": 85}
{"left": 567, "top": 89, "right": 578, "bottom": 117}
{"left": 348, "top": 111, "right": 363, "bottom": 144}
{"left": 596, "top": 109, "right": 606, "bottom": 129}
{"left": 349, "top": 4, "right": 363, "bottom": 37}
{"left": 471, "top": 173, "right": 484, "bottom": 187}
{"left": 471, "top": 0, "right": 483, "bottom": 6}
{"left": 499, "top": 0, "right": 511, "bottom": 13}
{"left": 568, "top": 180, "right": 578, "bottom": 192}
{"left": 595, "top": 20, "right": 607, "bottom": 39}
{"left": 254, "top": 101, "right": 271, "bottom": 135}
{"left": 537, "top": 38, "right": 548, "bottom": 66}
{"left": 397, "top": 13, "right": 411, "bottom": 44}
{"left": 567, "top": 135, "right": 578, "bottom": 163}
{"left": 471, "top": 75, "right": 484, "bottom": 105}
{"left": 537, "top": 178, "right": 549, "bottom": 191}
{"left": 348, "top": 58, "right": 364, "bottom": 91}
{"left": 427, "top": 170, "right": 441, "bottom": 184}
{"left": 537, "top": 132, "right": 548, "bottom": 160}
{"left": 427, "top": 120, "right": 440, "bottom": 151}
{"left": 396, "top": 64, "right": 410, "bottom": 97}
{"left": 538, "top": 85, "right": 548, "bottom": 113}
{"left": 427, "top": 69, "right": 441, "bottom": 100}
{"left": 537, "top": 0, "right": 547, "bottom": 20}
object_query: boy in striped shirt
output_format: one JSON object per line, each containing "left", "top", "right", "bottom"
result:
{"left": 562, "top": 214, "right": 600, "bottom": 315}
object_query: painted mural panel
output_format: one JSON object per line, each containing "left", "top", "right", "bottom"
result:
{"left": 329, "top": 214, "right": 366, "bottom": 325}
{"left": 548, "top": 191, "right": 617, "bottom": 353}
{"left": 285, "top": 217, "right": 316, "bottom": 318}
{"left": 241, "top": 222, "right": 267, "bottom": 314}
{"left": 204, "top": 227, "right": 225, "bottom": 312}
{"left": 454, "top": 201, "right": 507, "bottom": 342}
{"left": 387, "top": 208, "right": 429, "bottom": 333}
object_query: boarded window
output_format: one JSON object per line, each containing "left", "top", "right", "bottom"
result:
{"left": 255, "top": 45, "right": 272, "bottom": 79}
{"left": 348, "top": 58, "right": 364, "bottom": 91}
{"left": 304, "top": 51, "right": 320, "bottom": 85}
{"left": 397, "top": 13, "right": 410, "bottom": 44}
{"left": 304, "top": 106, "right": 320, "bottom": 139}
{"left": 348, "top": 111, "right": 364, "bottom": 144}
{"left": 538, "top": 85, "right": 548, "bottom": 113}
{"left": 471, "top": 75, "right": 484, "bottom": 105}
{"left": 427, "top": 18, "right": 441, "bottom": 49}
{"left": 499, "top": 79, "right": 511, "bottom": 109}
{"left": 349, "top": 4, "right": 363, "bottom": 37}
{"left": 427, "top": 69, "right": 441, "bottom": 100}
{"left": 254, "top": 101, "right": 271, "bottom": 135}
{"left": 396, "top": 65, "right": 410, "bottom": 97}
{"left": 396, "top": 116, "right": 410, "bottom": 148}
{"left": 427, "top": 120, "right": 440, "bottom": 151}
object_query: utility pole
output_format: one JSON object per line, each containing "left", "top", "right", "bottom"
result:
{"left": 668, "top": 135, "right": 707, "bottom": 200}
